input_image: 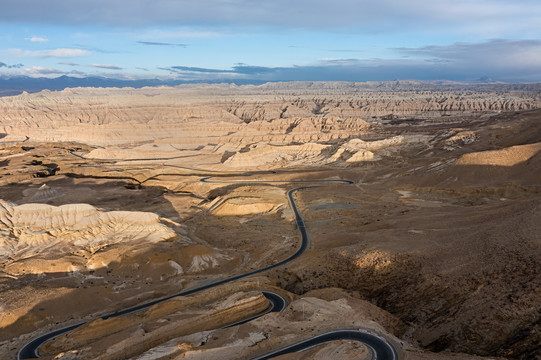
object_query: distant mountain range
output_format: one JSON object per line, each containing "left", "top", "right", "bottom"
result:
{"left": 1, "top": 75, "right": 539, "bottom": 97}
{"left": 0, "top": 75, "right": 267, "bottom": 97}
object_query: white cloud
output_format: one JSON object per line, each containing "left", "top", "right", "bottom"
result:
{"left": 92, "top": 64, "right": 123, "bottom": 70}
{"left": 395, "top": 39, "right": 541, "bottom": 69}
{"left": 159, "top": 39, "right": 541, "bottom": 82}
{"left": 25, "top": 66, "right": 64, "bottom": 75}
{"left": 6, "top": 48, "right": 91, "bottom": 58}
{"left": 47, "top": 48, "right": 90, "bottom": 57}
{"left": 26, "top": 36, "right": 48, "bottom": 42}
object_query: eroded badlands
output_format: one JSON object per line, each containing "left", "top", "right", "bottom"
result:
{"left": 0, "top": 82, "right": 540, "bottom": 360}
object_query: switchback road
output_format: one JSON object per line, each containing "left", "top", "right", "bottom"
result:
{"left": 18, "top": 162, "right": 397, "bottom": 360}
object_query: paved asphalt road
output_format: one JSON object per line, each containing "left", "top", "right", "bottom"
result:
{"left": 18, "top": 165, "right": 396, "bottom": 360}
{"left": 17, "top": 291, "right": 287, "bottom": 359}
{"left": 250, "top": 329, "right": 397, "bottom": 360}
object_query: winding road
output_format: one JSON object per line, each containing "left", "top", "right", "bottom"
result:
{"left": 17, "top": 162, "right": 397, "bottom": 360}
{"left": 17, "top": 291, "right": 287, "bottom": 360}
{"left": 251, "top": 329, "right": 397, "bottom": 360}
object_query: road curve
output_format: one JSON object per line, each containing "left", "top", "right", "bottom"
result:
{"left": 250, "top": 329, "right": 397, "bottom": 360}
{"left": 17, "top": 291, "right": 286, "bottom": 359}
{"left": 223, "top": 291, "right": 288, "bottom": 329}
{"left": 17, "top": 165, "right": 397, "bottom": 360}
{"left": 17, "top": 168, "right": 352, "bottom": 359}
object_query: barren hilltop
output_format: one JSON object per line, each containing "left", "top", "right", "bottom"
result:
{"left": 1, "top": 82, "right": 540, "bottom": 360}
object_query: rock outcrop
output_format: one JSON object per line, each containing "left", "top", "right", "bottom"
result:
{"left": 0, "top": 200, "right": 175, "bottom": 261}
{"left": 456, "top": 142, "right": 541, "bottom": 166}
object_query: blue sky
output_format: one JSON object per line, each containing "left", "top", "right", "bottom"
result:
{"left": 1, "top": 0, "right": 541, "bottom": 82}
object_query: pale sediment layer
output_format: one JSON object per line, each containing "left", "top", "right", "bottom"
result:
{"left": 1, "top": 84, "right": 539, "bottom": 146}
{"left": 456, "top": 141, "right": 541, "bottom": 166}
{"left": 0, "top": 200, "right": 175, "bottom": 261}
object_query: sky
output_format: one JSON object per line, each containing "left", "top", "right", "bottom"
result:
{"left": 1, "top": 0, "right": 541, "bottom": 82}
